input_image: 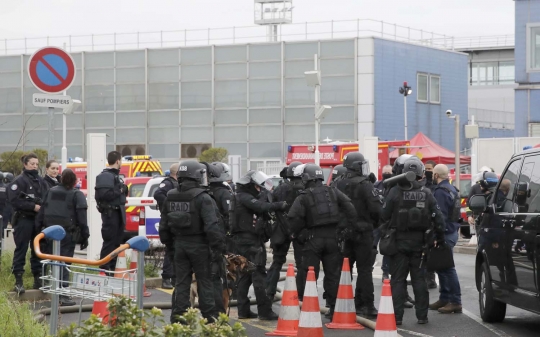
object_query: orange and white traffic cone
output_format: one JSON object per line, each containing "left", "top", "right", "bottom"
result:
{"left": 374, "top": 279, "right": 398, "bottom": 337}
{"left": 114, "top": 251, "right": 128, "bottom": 279}
{"left": 297, "top": 266, "right": 324, "bottom": 337}
{"left": 266, "top": 263, "right": 300, "bottom": 336}
{"left": 92, "top": 272, "right": 111, "bottom": 324}
{"left": 326, "top": 258, "right": 364, "bottom": 330}
{"left": 129, "top": 248, "right": 152, "bottom": 297}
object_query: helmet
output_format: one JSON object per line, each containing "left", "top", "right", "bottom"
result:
{"left": 176, "top": 160, "right": 207, "bottom": 185}
{"left": 164, "top": 170, "right": 170, "bottom": 177}
{"left": 402, "top": 157, "right": 425, "bottom": 179}
{"left": 209, "top": 162, "right": 226, "bottom": 183}
{"left": 480, "top": 171, "right": 499, "bottom": 191}
{"left": 293, "top": 163, "right": 324, "bottom": 183}
{"left": 287, "top": 161, "right": 303, "bottom": 178}
{"left": 393, "top": 154, "right": 413, "bottom": 175}
{"left": 343, "top": 152, "right": 370, "bottom": 175}
{"left": 220, "top": 163, "right": 232, "bottom": 181}
{"left": 331, "top": 165, "right": 347, "bottom": 181}
{"left": 479, "top": 166, "right": 492, "bottom": 173}
{"left": 237, "top": 170, "right": 273, "bottom": 191}
{"left": 4, "top": 172, "right": 14, "bottom": 183}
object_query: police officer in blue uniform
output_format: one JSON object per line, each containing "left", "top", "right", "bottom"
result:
{"left": 288, "top": 163, "right": 357, "bottom": 320}
{"left": 154, "top": 163, "right": 179, "bottom": 289}
{"left": 380, "top": 157, "right": 445, "bottom": 325}
{"left": 95, "top": 151, "right": 128, "bottom": 271}
{"left": 158, "top": 160, "right": 226, "bottom": 323}
{"left": 9, "top": 153, "right": 48, "bottom": 293}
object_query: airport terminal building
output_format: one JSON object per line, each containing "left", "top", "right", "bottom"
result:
{"left": 0, "top": 24, "right": 467, "bottom": 173}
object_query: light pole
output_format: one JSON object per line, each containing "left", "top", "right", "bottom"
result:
{"left": 305, "top": 54, "right": 331, "bottom": 166}
{"left": 61, "top": 99, "right": 81, "bottom": 170}
{"left": 446, "top": 110, "right": 460, "bottom": 189}
{"left": 399, "top": 81, "right": 412, "bottom": 139}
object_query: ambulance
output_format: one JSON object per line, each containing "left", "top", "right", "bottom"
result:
{"left": 286, "top": 140, "right": 410, "bottom": 180}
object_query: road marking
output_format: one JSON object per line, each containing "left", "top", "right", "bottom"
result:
{"left": 156, "top": 287, "right": 174, "bottom": 295}
{"left": 397, "top": 329, "right": 434, "bottom": 337}
{"left": 462, "top": 308, "right": 511, "bottom": 337}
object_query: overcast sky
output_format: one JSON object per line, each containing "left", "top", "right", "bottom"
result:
{"left": 0, "top": 0, "right": 514, "bottom": 41}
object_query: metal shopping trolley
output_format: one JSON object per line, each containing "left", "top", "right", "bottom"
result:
{"left": 33, "top": 225, "right": 150, "bottom": 336}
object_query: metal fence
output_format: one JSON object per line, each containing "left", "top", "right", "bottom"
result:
{"left": 469, "top": 108, "right": 515, "bottom": 130}
{"left": 0, "top": 19, "right": 460, "bottom": 55}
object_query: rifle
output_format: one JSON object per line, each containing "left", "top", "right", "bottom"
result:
{"left": 19, "top": 192, "right": 43, "bottom": 205}
{"left": 266, "top": 192, "right": 292, "bottom": 243}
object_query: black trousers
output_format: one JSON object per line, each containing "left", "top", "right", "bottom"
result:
{"left": 212, "top": 263, "right": 226, "bottom": 315}
{"left": 389, "top": 251, "right": 429, "bottom": 320}
{"left": 172, "top": 240, "right": 216, "bottom": 323}
{"left": 162, "top": 251, "right": 174, "bottom": 279}
{"left": 352, "top": 231, "right": 375, "bottom": 308}
{"left": 266, "top": 238, "right": 305, "bottom": 299}
{"left": 12, "top": 216, "right": 41, "bottom": 275}
{"left": 99, "top": 211, "right": 125, "bottom": 271}
{"left": 302, "top": 231, "right": 341, "bottom": 308}
{"left": 234, "top": 237, "right": 273, "bottom": 317}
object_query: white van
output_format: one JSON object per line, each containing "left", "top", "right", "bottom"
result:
{"left": 141, "top": 176, "right": 165, "bottom": 241}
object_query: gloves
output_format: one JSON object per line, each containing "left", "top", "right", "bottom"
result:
{"left": 368, "top": 172, "right": 377, "bottom": 184}
{"left": 271, "top": 201, "right": 287, "bottom": 211}
{"left": 80, "top": 239, "right": 89, "bottom": 250}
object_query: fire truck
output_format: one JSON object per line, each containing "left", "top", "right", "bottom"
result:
{"left": 285, "top": 140, "right": 410, "bottom": 180}
{"left": 61, "top": 155, "right": 164, "bottom": 191}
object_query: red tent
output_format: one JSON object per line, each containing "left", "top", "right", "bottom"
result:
{"left": 389, "top": 132, "right": 471, "bottom": 165}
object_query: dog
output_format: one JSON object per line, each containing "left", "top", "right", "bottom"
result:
{"left": 190, "top": 254, "right": 256, "bottom": 311}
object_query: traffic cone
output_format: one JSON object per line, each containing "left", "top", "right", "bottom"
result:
{"left": 297, "top": 266, "right": 324, "bottom": 337}
{"left": 326, "top": 258, "right": 364, "bottom": 330}
{"left": 266, "top": 263, "right": 300, "bottom": 336}
{"left": 128, "top": 249, "right": 152, "bottom": 297}
{"left": 114, "top": 251, "right": 128, "bottom": 279}
{"left": 92, "top": 272, "right": 112, "bottom": 324}
{"left": 374, "top": 279, "right": 398, "bottom": 337}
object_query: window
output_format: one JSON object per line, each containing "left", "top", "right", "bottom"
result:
{"left": 470, "top": 61, "right": 514, "bottom": 85}
{"left": 430, "top": 75, "right": 440, "bottom": 104}
{"left": 527, "top": 24, "right": 540, "bottom": 71}
{"left": 417, "top": 73, "right": 440, "bottom": 104}
{"left": 495, "top": 159, "right": 522, "bottom": 213}
{"left": 417, "top": 73, "right": 428, "bottom": 102}
{"left": 518, "top": 155, "right": 540, "bottom": 213}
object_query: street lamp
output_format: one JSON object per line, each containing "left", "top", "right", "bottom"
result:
{"left": 446, "top": 109, "right": 460, "bottom": 189}
{"left": 399, "top": 81, "right": 412, "bottom": 139}
{"left": 304, "top": 54, "right": 331, "bottom": 166}
{"left": 61, "top": 99, "right": 81, "bottom": 171}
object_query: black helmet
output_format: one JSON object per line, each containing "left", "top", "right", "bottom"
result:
{"left": 402, "top": 157, "right": 425, "bottom": 179}
{"left": 4, "top": 172, "right": 14, "bottom": 183}
{"left": 294, "top": 163, "right": 324, "bottom": 183}
{"left": 331, "top": 165, "right": 347, "bottom": 181}
{"left": 209, "top": 162, "right": 226, "bottom": 183}
{"left": 392, "top": 154, "right": 413, "bottom": 175}
{"left": 343, "top": 152, "right": 370, "bottom": 175}
{"left": 177, "top": 160, "right": 207, "bottom": 185}
{"left": 287, "top": 161, "right": 303, "bottom": 178}
{"left": 480, "top": 171, "right": 499, "bottom": 191}
{"left": 237, "top": 170, "right": 273, "bottom": 191}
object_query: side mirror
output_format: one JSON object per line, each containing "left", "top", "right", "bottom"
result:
{"left": 468, "top": 194, "right": 488, "bottom": 213}
{"left": 515, "top": 182, "right": 530, "bottom": 206}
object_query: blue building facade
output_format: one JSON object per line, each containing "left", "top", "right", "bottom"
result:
{"left": 515, "top": 0, "right": 540, "bottom": 137}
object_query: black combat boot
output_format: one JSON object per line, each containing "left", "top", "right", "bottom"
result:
{"left": 162, "top": 278, "right": 173, "bottom": 289}
{"left": 33, "top": 273, "right": 42, "bottom": 290}
{"left": 14, "top": 273, "right": 25, "bottom": 294}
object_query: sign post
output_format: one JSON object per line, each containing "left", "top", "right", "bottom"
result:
{"left": 28, "top": 47, "right": 76, "bottom": 160}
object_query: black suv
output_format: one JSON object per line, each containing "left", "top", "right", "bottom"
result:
{"left": 469, "top": 149, "right": 540, "bottom": 322}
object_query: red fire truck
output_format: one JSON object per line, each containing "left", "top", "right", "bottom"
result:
{"left": 285, "top": 140, "right": 410, "bottom": 180}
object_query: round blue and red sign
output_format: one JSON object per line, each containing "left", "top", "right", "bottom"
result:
{"left": 28, "top": 47, "right": 76, "bottom": 94}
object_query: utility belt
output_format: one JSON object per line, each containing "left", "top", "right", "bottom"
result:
{"left": 97, "top": 203, "right": 121, "bottom": 216}
{"left": 307, "top": 224, "right": 338, "bottom": 237}
{"left": 174, "top": 234, "right": 208, "bottom": 244}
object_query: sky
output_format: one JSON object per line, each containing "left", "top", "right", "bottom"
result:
{"left": 0, "top": 0, "right": 515, "bottom": 42}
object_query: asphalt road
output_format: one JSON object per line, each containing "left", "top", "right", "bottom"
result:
{"left": 40, "top": 252, "right": 540, "bottom": 337}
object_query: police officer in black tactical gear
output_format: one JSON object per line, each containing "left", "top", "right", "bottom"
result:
{"left": 3, "top": 172, "right": 14, "bottom": 231}
{"left": 154, "top": 163, "right": 180, "bottom": 290}
{"left": 266, "top": 161, "right": 306, "bottom": 302}
{"left": 335, "top": 152, "right": 381, "bottom": 318}
{"left": 380, "top": 157, "right": 445, "bottom": 325}
{"left": 36, "top": 168, "right": 90, "bottom": 306}
{"left": 330, "top": 164, "right": 347, "bottom": 184}
{"left": 209, "top": 162, "right": 233, "bottom": 239}
{"left": 288, "top": 163, "right": 357, "bottom": 320}
{"left": 9, "top": 153, "right": 48, "bottom": 293}
{"left": 95, "top": 151, "right": 128, "bottom": 271}
{"left": 232, "top": 170, "right": 287, "bottom": 320}
{"left": 158, "top": 160, "right": 226, "bottom": 323}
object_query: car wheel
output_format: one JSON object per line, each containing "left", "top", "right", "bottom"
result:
{"left": 479, "top": 262, "right": 506, "bottom": 323}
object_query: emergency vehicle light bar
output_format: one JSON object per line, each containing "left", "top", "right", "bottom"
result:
{"left": 123, "top": 155, "right": 153, "bottom": 161}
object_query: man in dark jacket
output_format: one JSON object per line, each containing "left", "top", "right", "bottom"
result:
{"left": 429, "top": 164, "right": 463, "bottom": 314}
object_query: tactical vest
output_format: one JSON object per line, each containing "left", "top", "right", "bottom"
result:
{"left": 166, "top": 188, "right": 206, "bottom": 237}
{"left": 0, "top": 183, "right": 6, "bottom": 204}
{"left": 304, "top": 185, "right": 340, "bottom": 227}
{"left": 232, "top": 193, "right": 257, "bottom": 234}
{"left": 437, "top": 185, "right": 461, "bottom": 223}
{"left": 95, "top": 170, "right": 124, "bottom": 206}
{"left": 43, "top": 186, "right": 76, "bottom": 229}
{"left": 342, "top": 175, "right": 376, "bottom": 225}
{"left": 164, "top": 177, "right": 179, "bottom": 190}
{"left": 392, "top": 186, "right": 431, "bottom": 232}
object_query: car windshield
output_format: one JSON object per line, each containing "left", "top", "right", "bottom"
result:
{"left": 129, "top": 184, "right": 146, "bottom": 197}
{"left": 148, "top": 182, "right": 162, "bottom": 198}
{"left": 452, "top": 178, "right": 471, "bottom": 198}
